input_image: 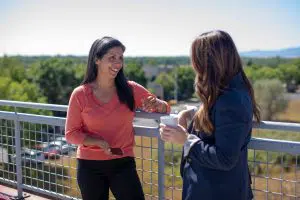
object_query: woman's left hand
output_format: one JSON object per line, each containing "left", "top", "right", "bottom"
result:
{"left": 142, "top": 96, "right": 166, "bottom": 113}
{"left": 159, "top": 124, "right": 188, "bottom": 145}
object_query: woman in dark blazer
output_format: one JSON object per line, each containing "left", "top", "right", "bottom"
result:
{"left": 159, "top": 30, "right": 261, "bottom": 200}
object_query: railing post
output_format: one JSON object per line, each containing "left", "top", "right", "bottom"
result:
{"left": 157, "top": 135, "right": 165, "bottom": 200}
{"left": 14, "top": 107, "right": 23, "bottom": 198}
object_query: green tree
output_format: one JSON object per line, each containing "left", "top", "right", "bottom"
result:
{"left": 174, "top": 66, "right": 195, "bottom": 100}
{"left": 277, "top": 63, "right": 300, "bottom": 92}
{"left": 155, "top": 72, "right": 174, "bottom": 100}
{"left": 33, "top": 58, "right": 82, "bottom": 105}
{"left": 0, "top": 77, "right": 50, "bottom": 152}
{"left": 124, "top": 61, "right": 147, "bottom": 86}
{"left": 0, "top": 56, "right": 50, "bottom": 115}
{"left": 0, "top": 77, "right": 48, "bottom": 112}
{"left": 254, "top": 79, "right": 288, "bottom": 121}
{"left": 0, "top": 56, "right": 26, "bottom": 82}
{"left": 257, "top": 66, "right": 281, "bottom": 80}
{"left": 155, "top": 66, "right": 195, "bottom": 101}
{"left": 244, "top": 64, "right": 263, "bottom": 82}
{"left": 246, "top": 59, "right": 253, "bottom": 66}
{"left": 244, "top": 65, "right": 281, "bottom": 82}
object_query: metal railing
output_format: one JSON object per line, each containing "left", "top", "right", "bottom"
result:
{"left": 0, "top": 100, "right": 300, "bottom": 200}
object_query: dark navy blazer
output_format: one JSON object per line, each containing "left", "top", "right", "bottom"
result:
{"left": 181, "top": 73, "right": 253, "bottom": 200}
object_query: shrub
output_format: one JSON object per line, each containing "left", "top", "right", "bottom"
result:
{"left": 254, "top": 79, "right": 288, "bottom": 120}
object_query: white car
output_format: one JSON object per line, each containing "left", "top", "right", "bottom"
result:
{"left": 34, "top": 136, "right": 77, "bottom": 156}
{"left": 49, "top": 140, "right": 76, "bottom": 155}
{"left": 55, "top": 136, "right": 67, "bottom": 142}
{"left": 49, "top": 141, "right": 68, "bottom": 154}
{"left": 11, "top": 148, "right": 45, "bottom": 165}
{"left": 54, "top": 136, "right": 77, "bottom": 151}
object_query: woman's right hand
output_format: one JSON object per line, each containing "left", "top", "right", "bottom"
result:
{"left": 97, "top": 139, "right": 112, "bottom": 155}
{"left": 83, "top": 136, "right": 112, "bottom": 155}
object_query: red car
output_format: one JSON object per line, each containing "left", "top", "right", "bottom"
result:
{"left": 42, "top": 144, "right": 61, "bottom": 159}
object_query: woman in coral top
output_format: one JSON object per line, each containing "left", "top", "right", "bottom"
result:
{"left": 65, "top": 36, "right": 170, "bottom": 200}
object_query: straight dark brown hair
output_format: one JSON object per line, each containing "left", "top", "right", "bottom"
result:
{"left": 191, "top": 30, "right": 260, "bottom": 134}
{"left": 82, "top": 36, "right": 135, "bottom": 111}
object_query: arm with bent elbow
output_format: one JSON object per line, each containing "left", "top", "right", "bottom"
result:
{"left": 183, "top": 104, "right": 251, "bottom": 171}
{"left": 65, "top": 90, "right": 110, "bottom": 152}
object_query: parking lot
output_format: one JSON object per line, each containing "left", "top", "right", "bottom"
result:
{"left": 9, "top": 135, "right": 77, "bottom": 165}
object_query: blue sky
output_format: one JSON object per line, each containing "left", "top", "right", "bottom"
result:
{"left": 0, "top": 0, "right": 299, "bottom": 56}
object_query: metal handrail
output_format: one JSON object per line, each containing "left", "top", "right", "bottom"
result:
{"left": 2, "top": 99, "right": 300, "bottom": 130}
{"left": 0, "top": 100, "right": 168, "bottom": 119}
{"left": 1, "top": 100, "right": 300, "bottom": 200}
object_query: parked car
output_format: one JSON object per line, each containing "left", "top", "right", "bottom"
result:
{"left": 55, "top": 136, "right": 67, "bottom": 142}
{"left": 286, "top": 81, "right": 297, "bottom": 93}
{"left": 34, "top": 136, "right": 67, "bottom": 150}
{"left": 34, "top": 142, "right": 49, "bottom": 150}
{"left": 49, "top": 141, "right": 72, "bottom": 155}
{"left": 54, "top": 136, "right": 77, "bottom": 151}
{"left": 34, "top": 136, "right": 77, "bottom": 157}
{"left": 11, "top": 148, "right": 45, "bottom": 165}
{"left": 42, "top": 144, "right": 61, "bottom": 159}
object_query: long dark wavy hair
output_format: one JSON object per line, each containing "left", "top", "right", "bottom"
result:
{"left": 191, "top": 30, "right": 261, "bottom": 134}
{"left": 82, "top": 36, "right": 135, "bottom": 111}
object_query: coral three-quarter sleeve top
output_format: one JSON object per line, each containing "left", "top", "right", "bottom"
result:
{"left": 65, "top": 81, "right": 170, "bottom": 160}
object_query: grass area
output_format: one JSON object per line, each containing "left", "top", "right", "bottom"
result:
{"left": 251, "top": 98, "right": 300, "bottom": 145}
{"left": 277, "top": 99, "right": 300, "bottom": 123}
{"left": 253, "top": 170, "right": 300, "bottom": 199}
{"left": 252, "top": 129, "right": 300, "bottom": 141}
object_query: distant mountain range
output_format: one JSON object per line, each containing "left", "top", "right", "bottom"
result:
{"left": 240, "top": 47, "right": 300, "bottom": 58}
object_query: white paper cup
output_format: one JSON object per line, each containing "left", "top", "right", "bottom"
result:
{"left": 160, "top": 114, "right": 178, "bottom": 127}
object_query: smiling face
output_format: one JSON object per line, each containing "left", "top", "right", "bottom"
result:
{"left": 95, "top": 46, "right": 124, "bottom": 79}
